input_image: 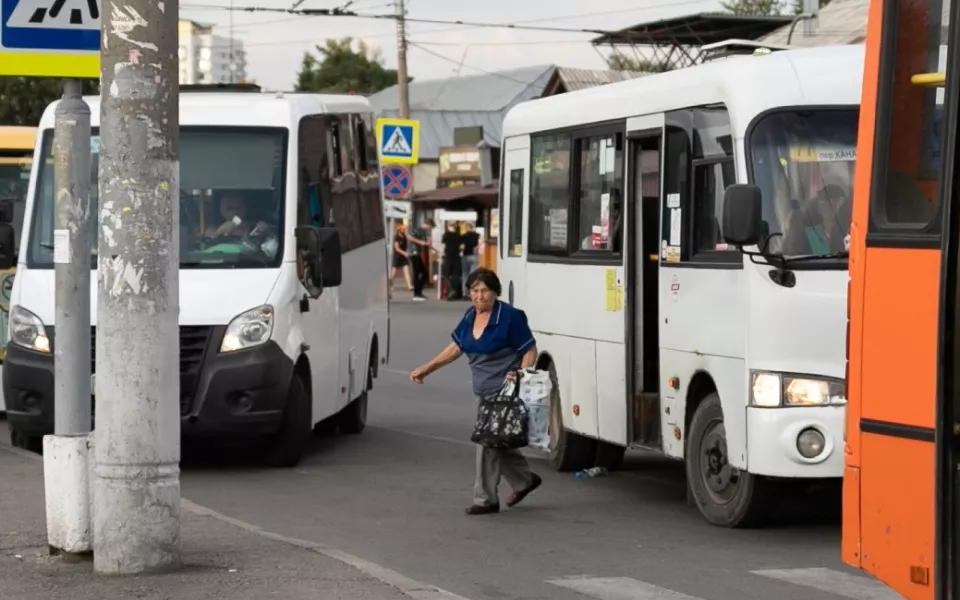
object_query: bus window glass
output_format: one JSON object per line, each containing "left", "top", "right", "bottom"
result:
{"left": 874, "top": 0, "right": 951, "bottom": 226}
{"left": 748, "top": 109, "right": 858, "bottom": 257}
{"left": 28, "top": 127, "right": 287, "bottom": 269}
{"left": 507, "top": 168, "right": 524, "bottom": 256}
{"left": 529, "top": 133, "right": 571, "bottom": 253}
{"left": 0, "top": 153, "right": 31, "bottom": 248}
{"left": 693, "top": 159, "right": 736, "bottom": 253}
{"left": 575, "top": 134, "right": 622, "bottom": 253}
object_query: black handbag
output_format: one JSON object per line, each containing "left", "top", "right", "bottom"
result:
{"left": 470, "top": 378, "right": 529, "bottom": 449}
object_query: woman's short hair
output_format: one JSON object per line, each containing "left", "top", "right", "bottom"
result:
{"left": 466, "top": 267, "right": 502, "bottom": 296}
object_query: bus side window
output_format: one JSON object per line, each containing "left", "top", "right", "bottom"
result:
{"left": 663, "top": 105, "right": 738, "bottom": 264}
{"left": 868, "top": 0, "right": 948, "bottom": 230}
{"left": 507, "top": 168, "right": 524, "bottom": 256}
{"left": 297, "top": 115, "right": 333, "bottom": 228}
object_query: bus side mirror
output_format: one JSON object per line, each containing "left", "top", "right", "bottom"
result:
{"left": 295, "top": 226, "right": 342, "bottom": 299}
{"left": 0, "top": 223, "right": 16, "bottom": 270}
{"left": 722, "top": 184, "right": 763, "bottom": 247}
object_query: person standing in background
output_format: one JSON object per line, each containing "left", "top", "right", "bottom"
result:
{"left": 390, "top": 224, "right": 413, "bottom": 293}
{"left": 406, "top": 219, "right": 435, "bottom": 302}
{"left": 442, "top": 221, "right": 464, "bottom": 300}
{"left": 460, "top": 222, "right": 481, "bottom": 298}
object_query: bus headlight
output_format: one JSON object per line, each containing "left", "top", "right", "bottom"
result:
{"left": 9, "top": 305, "right": 51, "bottom": 354}
{"left": 750, "top": 371, "right": 846, "bottom": 407}
{"left": 221, "top": 305, "right": 274, "bottom": 353}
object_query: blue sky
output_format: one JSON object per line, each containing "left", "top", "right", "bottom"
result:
{"left": 179, "top": 0, "right": 726, "bottom": 90}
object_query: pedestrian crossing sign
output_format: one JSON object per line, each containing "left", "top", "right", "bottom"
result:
{"left": 377, "top": 117, "right": 419, "bottom": 165}
{"left": 0, "top": 0, "right": 101, "bottom": 77}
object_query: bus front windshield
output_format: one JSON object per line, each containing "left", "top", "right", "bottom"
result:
{"left": 28, "top": 127, "right": 287, "bottom": 269}
{"left": 748, "top": 108, "right": 859, "bottom": 258}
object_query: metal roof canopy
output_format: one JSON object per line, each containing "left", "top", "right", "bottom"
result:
{"left": 591, "top": 12, "right": 794, "bottom": 69}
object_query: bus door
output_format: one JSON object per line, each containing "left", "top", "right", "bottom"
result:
{"left": 625, "top": 114, "right": 664, "bottom": 448}
{"left": 843, "top": 0, "right": 954, "bottom": 597}
{"left": 938, "top": 0, "right": 960, "bottom": 596}
{"left": 499, "top": 136, "right": 530, "bottom": 307}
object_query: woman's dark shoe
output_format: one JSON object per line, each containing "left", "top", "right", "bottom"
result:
{"left": 507, "top": 473, "right": 542, "bottom": 507}
{"left": 465, "top": 504, "right": 500, "bottom": 515}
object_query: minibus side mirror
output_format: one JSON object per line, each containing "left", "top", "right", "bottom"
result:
{"left": 722, "top": 184, "right": 763, "bottom": 247}
{"left": 0, "top": 223, "right": 16, "bottom": 270}
{"left": 316, "top": 227, "right": 342, "bottom": 288}
{"left": 295, "top": 226, "right": 324, "bottom": 299}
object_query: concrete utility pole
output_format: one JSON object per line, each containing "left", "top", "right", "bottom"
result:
{"left": 94, "top": 0, "right": 182, "bottom": 575}
{"left": 395, "top": 0, "right": 410, "bottom": 118}
{"left": 43, "top": 78, "right": 94, "bottom": 560}
{"left": 53, "top": 79, "right": 92, "bottom": 436}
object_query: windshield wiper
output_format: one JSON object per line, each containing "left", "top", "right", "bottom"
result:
{"left": 782, "top": 250, "right": 849, "bottom": 264}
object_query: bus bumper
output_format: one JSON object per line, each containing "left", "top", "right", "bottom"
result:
{"left": 2, "top": 328, "right": 295, "bottom": 441}
{"left": 745, "top": 404, "right": 846, "bottom": 478}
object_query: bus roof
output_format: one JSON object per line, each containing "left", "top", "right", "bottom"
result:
{"left": 36, "top": 92, "right": 376, "bottom": 130}
{"left": 501, "top": 44, "right": 865, "bottom": 140}
{"left": 0, "top": 126, "right": 38, "bottom": 150}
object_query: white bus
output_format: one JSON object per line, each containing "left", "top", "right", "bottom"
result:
{"left": 3, "top": 88, "right": 389, "bottom": 467}
{"left": 499, "top": 44, "right": 861, "bottom": 527}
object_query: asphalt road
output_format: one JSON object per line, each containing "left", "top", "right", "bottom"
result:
{"left": 3, "top": 296, "right": 903, "bottom": 600}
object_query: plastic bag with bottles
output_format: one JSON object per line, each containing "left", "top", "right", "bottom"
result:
{"left": 503, "top": 368, "right": 552, "bottom": 451}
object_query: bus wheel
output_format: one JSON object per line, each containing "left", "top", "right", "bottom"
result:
{"left": 686, "top": 393, "right": 772, "bottom": 528}
{"left": 594, "top": 441, "right": 626, "bottom": 471}
{"left": 547, "top": 363, "right": 595, "bottom": 472}
{"left": 338, "top": 364, "right": 371, "bottom": 435}
{"left": 265, "top": 374, "right": 312, "bottom": 468}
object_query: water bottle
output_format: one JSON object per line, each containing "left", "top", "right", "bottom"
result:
{"left": 574, "top": 466, "right": 607, "bottom": 479}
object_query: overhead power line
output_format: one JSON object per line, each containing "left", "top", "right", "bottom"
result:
{"left": 180, "top": 3, "right": 617, "bottom": 35}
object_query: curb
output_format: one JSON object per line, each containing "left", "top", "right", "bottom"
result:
{"left": 0, "top": 443, "right": 470, "bottom": 600}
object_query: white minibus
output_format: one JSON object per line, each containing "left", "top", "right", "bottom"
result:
{"left": 4, "top": 88, "right": 389, "bottom": 467}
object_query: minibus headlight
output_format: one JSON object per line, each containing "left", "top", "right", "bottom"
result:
{"left": 9, "top": 305, "right": 51, "bottom": 354}
{"left": 750, "top": 371, "right": 846, "bottom": 407}
{"left": 221, "top": 305, "right": 274, "bottom": 353}
{"left": 783, "top": 377, "right": 846, "bottom": 406}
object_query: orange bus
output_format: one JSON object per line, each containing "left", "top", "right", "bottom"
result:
{"left": 842, "top": 0, "right": 955, "bottom": 598}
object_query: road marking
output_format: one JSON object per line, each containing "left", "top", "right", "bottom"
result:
{"left": 547, "top": 576, "right": 705, "bottom": 600}
{"left": 751, "top": 568, "right": 904, "bottom": 599}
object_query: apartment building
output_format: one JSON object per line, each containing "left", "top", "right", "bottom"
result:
{"left": 178, "top": 19, "right": 248, "bottom": 85}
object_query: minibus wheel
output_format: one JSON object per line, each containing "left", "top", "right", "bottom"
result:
{"left": 265, "top": 374, "right": 311, "bottom": 468}
{"left": 546, "top": 362, "right": 595, "bottom": 472}
{"left": 685, "top": 393, "right": 773, "bottom": 528}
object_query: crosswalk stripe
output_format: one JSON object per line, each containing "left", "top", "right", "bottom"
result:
{"left": 751, "top": 568, "right": 904, "bottom": 599}
{"left": 547, "top": 576, "right": 705, "bottom": 600}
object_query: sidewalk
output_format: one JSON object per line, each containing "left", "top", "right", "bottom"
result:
{"left": 0, "top": 446, "right": 407, "bottom": 600}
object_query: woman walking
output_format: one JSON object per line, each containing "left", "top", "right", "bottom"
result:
{"left": 410, "top": 267, "right": 543, "bottom": 515}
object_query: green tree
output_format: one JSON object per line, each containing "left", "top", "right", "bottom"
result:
{"left": 720, "top": 0, "right": 832, "bottom": 15}
{"left": 606, "top": 54, "right": 674, "bottom": 73}
{"left": 0, "top": 77, "right": 99, "bottom": 126}
{"left": 294, "top": 37, "right": 405, "bottom": 94}
{"left": 793, "top": 0, "right": 832, "bottom": 14}
{"left": 720, "top": 0, "right": 785, "bottom": 15}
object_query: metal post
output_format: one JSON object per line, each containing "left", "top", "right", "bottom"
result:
{"left": 395, "top": 0, "right": 410, "bottom": 119}
{"left": 94, "top": 0, "right": 181, "bottom": 575}
{"left": 53, "top": 78, "right": 92, "bottom": 436}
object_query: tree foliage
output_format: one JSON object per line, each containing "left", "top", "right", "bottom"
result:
{"left": 294, "top": 37, "right": 405, "bottom": 94}
{"left": 0, "top": 77, "right": 99, "bottom": 126}
{"left": 720, "top": 0, "right": 831, "bottom": 15}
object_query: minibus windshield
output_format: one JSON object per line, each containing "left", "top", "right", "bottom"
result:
{"left": 27, "top": 126, "right": 287, "bottom": 269}
{"left": 747, "top": 108, "right": 858, "bottom": 259}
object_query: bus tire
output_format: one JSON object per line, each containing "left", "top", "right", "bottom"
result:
{"left": 594, "top": 440, "right": 626, "bottom": 471}
{"left": 338, "top": 392, "right": 368, "bottom": 435}
{"left": 265, "top": 374, "right": 311, "bottom": 468}
{"left": 546, "top": 363, "right": 595, "bottom": 472}
{"left": 685, "top": 393, "right": 773, "bottom": 528}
